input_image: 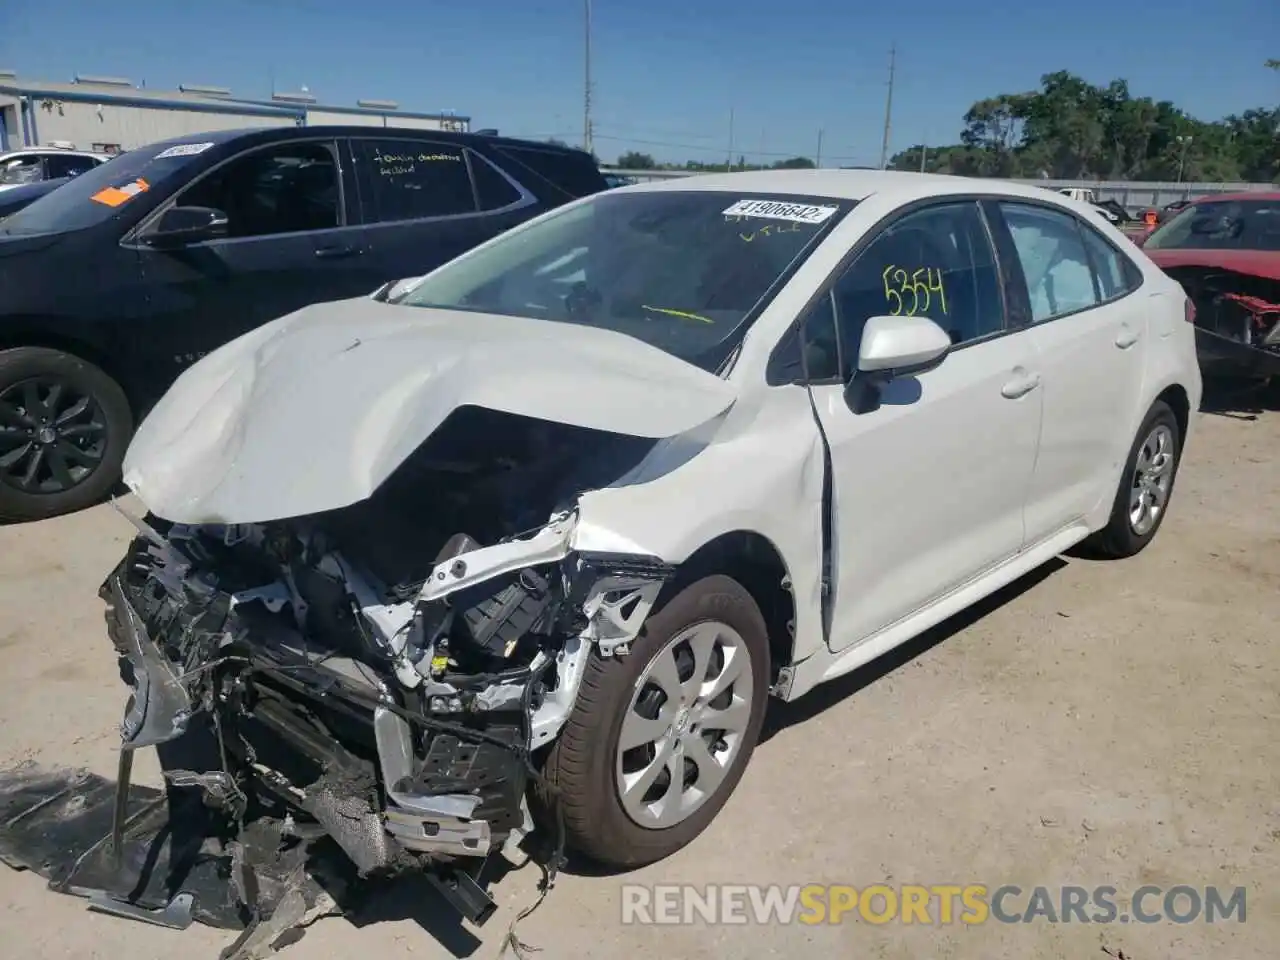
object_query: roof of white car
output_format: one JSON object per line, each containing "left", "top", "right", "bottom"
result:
{"left": 0, "top": 148, "right": 110, "bottom": 160}
{"left": 624, "top": 168, "right": 1071, "bottom": 205}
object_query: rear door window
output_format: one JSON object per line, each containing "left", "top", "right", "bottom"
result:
{"left": 491, "top": 145, "right": 606, "bottom": 201}
{"left": 998, "top": 202, "right": 1100, "bottom": 322}
{"left": 354, "top": 138, "right": 478, "bottom": 222}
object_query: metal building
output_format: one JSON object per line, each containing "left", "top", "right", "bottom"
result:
{"left": 0, "top": 70, "right": 470, "bottom": 153}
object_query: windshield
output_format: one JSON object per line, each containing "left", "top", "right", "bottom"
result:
{"left": 1145, "top": 198, "right": 1280, "bottom": 252}
{"left": 0, "top": 141, "right": 212, "bottom": 237}
{"left": 391, "top": 190, "right": 847, "bottom": 370}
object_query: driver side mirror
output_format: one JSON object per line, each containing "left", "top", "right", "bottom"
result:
{"left": 844, "top": 314, "right": 951, "bottom": 414}
{"left": 142, "top": 205, "right": 228, "bottom": 248}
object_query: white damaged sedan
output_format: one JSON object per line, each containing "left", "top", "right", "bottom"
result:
{"left": 101, "top": 170, "right": 1201, "bottom": 920}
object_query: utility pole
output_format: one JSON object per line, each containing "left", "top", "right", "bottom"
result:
{"left": 920, "top": 142, "right": 927, "bottom": 172}
{"left": 879, "top": 42, "right": 896, "bottom": 169}
{"left": 583, "top": 0, "right": 593, "bottom": 155}
{"left": 1175, "top": 135, "right": 1193, "bottom": 183}
{"left": 726, "top": 107, "right": 735, "bottom": 170}
{"left": 816, "top": 128, "right": 824, "bottom": 167}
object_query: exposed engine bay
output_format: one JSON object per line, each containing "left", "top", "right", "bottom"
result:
{"left": 72, "top": 407, "right": 678, "bottom": 949}
{"left": 1164, "top": 265, "right": 1280, "bottom": 378}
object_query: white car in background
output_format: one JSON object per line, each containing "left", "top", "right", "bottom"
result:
{"left": 0, "top": 147, "right": 111, "bottom": 191}
{"left": 101, "top": 169, "right": 1201, "bottom": 920}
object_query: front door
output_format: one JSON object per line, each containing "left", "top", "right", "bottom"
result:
{"left": 128, "top": 138, "right": 374, "bottom": 391}
{"left": 803, "top": 201, "right": 1044, "bottom": 652}
{"left": 991, "top": 200, "right": 1148, "bottom": 543}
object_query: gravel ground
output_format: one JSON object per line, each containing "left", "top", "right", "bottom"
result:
{"left": 0, "top": 400, "right": 1276, "bottom": 959}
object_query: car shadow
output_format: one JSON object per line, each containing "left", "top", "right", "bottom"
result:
{"left": 760, "top": 556, "right": 1068, "bottom": 741}
{"left": 342, "top": 868, "right": 517, "bottom": 958}
{"left": 565, "top": 555, "right": 1070, "bottom": 882}
{"left": 1199, "top": 377, "right": 1280, "bottom": 420}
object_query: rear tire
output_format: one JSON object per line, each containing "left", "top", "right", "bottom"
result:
{"left": 542, "top": 574, "right": 770, "bottom": 868}
{"left": 0, "top": 347, "right": 132, "bottom": 523}
{"left": 1087, "top": 399, "right": 1182, "bottom": 559}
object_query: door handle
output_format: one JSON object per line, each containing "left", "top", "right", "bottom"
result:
{"left": 1001, "top": 371, "right": 1041, "bottom": 399}
{"left": 1115, "top": 326, "right": 1140, "bottom": 349}
{"left": 314, "top": 245, "right": 364, "bottom": 260}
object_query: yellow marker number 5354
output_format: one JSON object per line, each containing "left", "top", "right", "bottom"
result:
{"left": 882, "top": 266, "right": 949, "bottom": 317}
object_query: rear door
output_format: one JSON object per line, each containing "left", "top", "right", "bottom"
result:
{"left": 349, "top": 135, "right": 537, "bottom": 284}
{"left": 988, "top": 200, "right": 1148, "bottom": 544}
{"left": 129, "top": 137, "right": 374, "bottom": 380}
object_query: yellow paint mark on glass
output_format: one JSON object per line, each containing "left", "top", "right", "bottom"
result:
{"left": 641, "top": 305, "right": 714, "bottom": 324}
{"left": 882, "top": 265, "right": 949, "bottom": 317}
{"left": 728, "top": 217, "right": 804, "bottom": 243}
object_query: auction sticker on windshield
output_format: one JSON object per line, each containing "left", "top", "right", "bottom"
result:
{"left": 153, "top": 141, "right": 215, "bottom": 160}
{"left": 722, "top": 199, "right": 838, "bottom": 224}
{"left": 90, "top": 178, "right": 150, "bottom": 208}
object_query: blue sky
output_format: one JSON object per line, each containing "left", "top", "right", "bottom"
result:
{"left": 2, "top": 0, "right": 1276, "bottom": 166}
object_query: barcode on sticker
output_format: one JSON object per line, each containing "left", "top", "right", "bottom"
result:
{"left": 722, "top": 199, "right": 838, "bottom": 224}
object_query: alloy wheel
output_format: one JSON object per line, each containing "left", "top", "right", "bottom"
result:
{"left": 615, "top": 619, "right": 755, "bottom": 830}
{"left": 0, "top": 377, "right": 108, "bottom": 495}
{"left": 1128, "top": 423, "right": 1175, "bottom": 536}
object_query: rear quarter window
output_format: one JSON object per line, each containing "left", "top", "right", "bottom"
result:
{"left": 492, "top": 146, "right": 607, "bottom": 201}
{"left": 466, "top": 150, "right": 524, "bottom": 210}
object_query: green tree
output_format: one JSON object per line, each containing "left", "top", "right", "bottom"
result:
{"left": 772, "top": 156, "right": 816, "bottom": 169}
{"left": 616, "top": 151, "right": 657, "bottom": 170}
{"left": 887, "top": 69, "right": 1279, "bottom": 183}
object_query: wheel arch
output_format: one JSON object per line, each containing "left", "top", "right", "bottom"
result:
{"left": 1154, "top": 382, "right": 1190, "bottom": 444}
{"left": 0, "top": 321, "right": 138, "bottom": 412}
{"left": 656, "top": 529, "right": 797, "bottom": 685}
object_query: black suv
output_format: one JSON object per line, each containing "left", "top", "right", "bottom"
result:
{"left": 0, "top": 126, "right": 606, "bottom": 521}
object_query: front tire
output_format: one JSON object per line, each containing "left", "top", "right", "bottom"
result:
{"left": 0, "top": 347, "right": 133, "bottom": 523}
{"left": 543, "top": 574, "right": 771, "bottom": 868}
{"left": 1088, "top": 399, "right": 1183, "bottom": 559}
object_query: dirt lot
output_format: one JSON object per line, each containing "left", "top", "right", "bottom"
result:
{"left": 1, "top": 403, "right": 1277, "bottom": 959}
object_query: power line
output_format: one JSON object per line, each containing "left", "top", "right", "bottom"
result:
{"left": 592, "top": 120, "right": 725, "bottom": 141}
{"left": 591, "top": 132, "right": 875, "bottom": 164}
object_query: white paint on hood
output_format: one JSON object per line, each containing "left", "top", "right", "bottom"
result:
{"left": 122, "top": 297, "right": 738, "bottom": 524}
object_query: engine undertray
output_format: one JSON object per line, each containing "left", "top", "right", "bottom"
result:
{"left": 0, "top": 761, "right": 360, "bottom": 958}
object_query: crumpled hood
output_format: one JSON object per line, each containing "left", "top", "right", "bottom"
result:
{"left": 122, "top": 297, "right": 737, "bottom": 524}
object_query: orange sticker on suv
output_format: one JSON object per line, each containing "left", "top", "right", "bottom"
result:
{"left": 90, "top": 178, "right": 150, "bottom": 207}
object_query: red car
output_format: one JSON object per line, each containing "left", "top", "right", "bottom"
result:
{"left": 1138, "top": 192, "right": 1280, "bottom": 381}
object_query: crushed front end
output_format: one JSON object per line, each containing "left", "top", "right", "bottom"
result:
{"left": 1164, "top": 264, "right": 1280, "bottom": 379}
{"left": 96, "top": 435, "right": 673, "bottom": 933}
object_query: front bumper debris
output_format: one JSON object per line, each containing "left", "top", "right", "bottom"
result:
{"left": 4, "top": 489, "right": 677, "bottom": 957}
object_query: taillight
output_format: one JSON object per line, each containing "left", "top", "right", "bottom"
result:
{"left": 1184, "top": 298, "right": 1196, "bottom": 324}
